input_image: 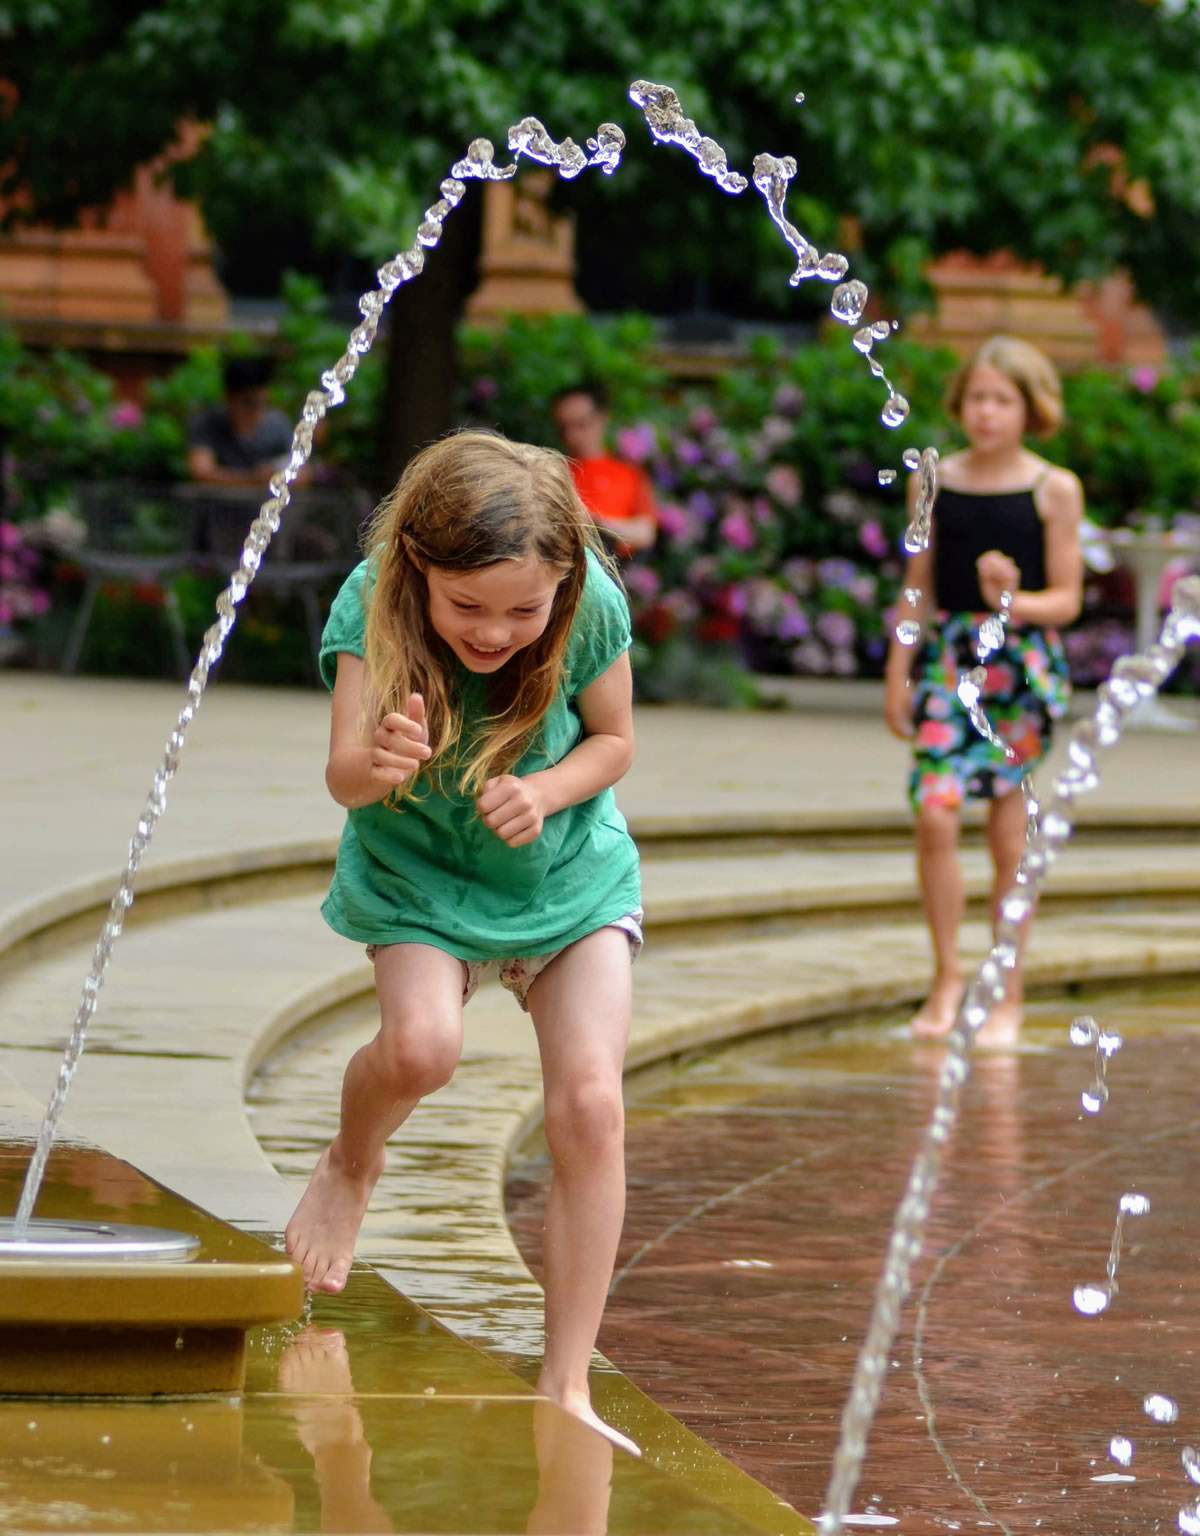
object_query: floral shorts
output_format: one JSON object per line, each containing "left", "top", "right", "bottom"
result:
{"left": 366, "top": 909, "right": 644, "bottom": 1013}
{"left": 909, "top": 614, "right": 1070, "bottom": 812}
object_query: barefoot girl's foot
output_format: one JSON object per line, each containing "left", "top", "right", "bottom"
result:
{"left": 536, "top": 1378, "right": 641, "bottom": 1459}
{"left": 285, "top": 1143, "right": 384, "bottom": 1293}
{"left": 910, "top": 974, "right": 965, "bottom": 1038}
{"left": 975, "top": 1000, "right": 1022, "bottom": 1047}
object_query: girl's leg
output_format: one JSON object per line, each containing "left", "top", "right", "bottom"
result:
{"left": 979, "top": 788, "right": 1031, "bottom": 1045}
{"left": 524, "top": 926, "right": 635, "bottom": 1453}
{"left": 286, "top": 943, "right": 465, "bottom": 1293}
{"left": 911, "top": 803, "right": 966, "bottom": 1036}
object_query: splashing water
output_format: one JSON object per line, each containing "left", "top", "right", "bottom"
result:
{"left": 10, "top": 110, "right": 628, "bottom": 1235}
{"left": 1110, "top": 1435, "right": 1134, "bottom": 1467}
{"left": 1184, "top": 1447, "right": 1200, "bottom": 1484}
{"left": 1180, "top": 1502, "right": 1200, "bottom": 1535}
{"left": 1069, "top": 1013, "right": 1123, "bottom": 1113}
{"left": 954, "top": 591, "right": 1016, "bottom": 756}
{"left": 1072, "top": 1190, "right": 1150, "bottom": 1316}
{"left": 820, "top": 574, "right": 1200, "bottom": 1534}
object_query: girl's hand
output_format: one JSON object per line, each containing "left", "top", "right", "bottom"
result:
{"left": 884, "top": 677, "right": 915, "bottom": 740}
{"left": 977, "top": 550, "right": 1021, "bottom": 612}
{"left": 370, "top": 693, "right": 431, "bottom": 787}
{"left": 477, "top": 774, "right": 546, "bottom": 847}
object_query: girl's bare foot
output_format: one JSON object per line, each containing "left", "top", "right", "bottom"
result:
{"left": 536, "top": 1374, "right": 641, "bottom": 1459}
{"left": 285, "top": 1142, "right": 384, "bottom": 1293}
{"left": 910, "top": 973, "right": 964, "bottom": 1038}
{"left": 975, "top": 1000, "right": 1022, "bottom": 1047}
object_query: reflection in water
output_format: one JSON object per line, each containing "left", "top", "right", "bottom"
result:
{"left": 508, "top": 984, "right": 1200, "bottom": 1534}
{"left": 276, "top": 1326, "right": 614, "bottom": 1535}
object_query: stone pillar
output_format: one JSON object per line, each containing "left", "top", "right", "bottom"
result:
{"left": 465, "top": 171, "right": 583, "bottom": 320}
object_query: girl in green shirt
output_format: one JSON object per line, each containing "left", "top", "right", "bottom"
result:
{"left": 286, "top": 431, "right": 642, "bottom": 1457}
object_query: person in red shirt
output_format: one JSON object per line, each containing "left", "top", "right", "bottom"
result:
{"left": 552, "top": 383, "right": 657, "bottom": 558}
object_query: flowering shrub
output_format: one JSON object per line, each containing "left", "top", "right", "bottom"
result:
{"left": 0, "top": 521, "right": 49, "bottom": 627}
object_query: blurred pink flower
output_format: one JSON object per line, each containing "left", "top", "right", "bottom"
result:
{"left": 720, "top": 509, "right": 755, "bottom": 551}
{"left": 111, "top": 400, "right": 143, "bottom": 429}
{"left": 616, "top": 422, "right": 657, "bottom": 463}
{"left": 656, "top": 502, "right": 690, "bottom": 538}
{"left": 1131, "top": 366, "right": 1159, "bottom": 394}
{"left": 765, "top": 463, "right": 802, "bottom": 507}
{"left": 859, "top": 520, "right": 889, "bottom": 558}
{"left": 816, "top": 609, "right": 856, "bottom": 648}
{"left": 623, "top": 564, "right": 661, "bottom": 603}
{"left": 690, "top": 405, "right": 717, "bottom": 436}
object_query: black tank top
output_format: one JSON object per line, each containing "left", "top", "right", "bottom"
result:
{"left": 932, "top": 484, "right": 1047, "bottom": 612}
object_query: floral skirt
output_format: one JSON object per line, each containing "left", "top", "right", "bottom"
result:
{"left": 908, "top": 613, "right": 1071, "bottom": 812}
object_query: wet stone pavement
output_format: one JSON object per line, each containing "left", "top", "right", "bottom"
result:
{"left": 506, "top": 983, "right": 1200, "bottom": 1534}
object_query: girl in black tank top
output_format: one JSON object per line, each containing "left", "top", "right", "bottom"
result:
{"left": 882, "top": 337, "right": 1085, "bottom": 1045}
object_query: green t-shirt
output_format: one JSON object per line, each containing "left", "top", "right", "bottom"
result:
{"left": 318, "top": 549, "right": 642, "bottom": 960}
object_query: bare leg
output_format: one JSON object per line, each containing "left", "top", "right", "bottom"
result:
{"left": 285, "top": 944, "right": 464, "bottom": 1292}
{"left": 911, "top": 803, "right": 966, "bottom": 1036}
{"left": 525, "top": 926, "right": 640, "bottom": 1457}
{"left": 977, "top": 788, "right": 1030, "bottom": 1046}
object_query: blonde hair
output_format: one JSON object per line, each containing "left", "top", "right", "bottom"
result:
{"left": 360, "top": 430, "right": 612, "bottom": 799}
{"left": 945, "top": 335, "right": 1064, "bottom": 438}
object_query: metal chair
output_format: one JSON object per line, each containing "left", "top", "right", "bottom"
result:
{"left": 175, "top": 483, "right": 371, "bottom": 683}
{"left": 62, "top": 483, "right": 197, "bottom": 676}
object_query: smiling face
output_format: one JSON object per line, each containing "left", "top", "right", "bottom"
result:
{"left": 958, "top": 362, "right": 1029, "bottom": 452}
{"left": 424, "top": 556, "right": 564, "bottom": 672}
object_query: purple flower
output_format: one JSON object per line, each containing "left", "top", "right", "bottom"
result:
{"left": 616, "top": 422, "right": 658, "bottom": 463}
{"left": 751, "top": 496, "right": 774, "bottom": 525}
{"left": 849, "top": 573, "right": 877, "bottom": 607}
{"left": 675, "top": 436, "right": 704, "bottom": 467}
{"left": 816, "top": 557, "right": 858, "bottom": 591}
{"left": 0, "top": 522, "right": 21, "bottom": 552}
{"left": 690, "top": 405, "right": 717, "bottom": 436}
{"left": 714, "top": 446, "right": 740, "bottom": 472}
{"left": 783, "top": 557, "right": 815, "bottom": 596}
{"left": 858, "top": 520, "right": 889, "bottom": 559}
{"left": 790, "top": 639, "right": 829, "bottom": 675}
{"left": 816, "top": 609, "right": 856, "bottom": 648}
{"left": 1131, "top": 366, "right": 1159, "bottom": 394}
{"left": 830, "top": 647, "right": 858, "bottom": 676}
{"left": 725, "top": 585, "right": 748, "bottom": 617}
{"left": 687, "top": 489, "right": 716, "bottom": 522}
{"left": 657, "top": 501, "right": 691, "bottom": 538}
{"left": 765, "top": 463, "right": 802, "bottom": 507}
{"left": 772, "top": 382, "right": 805, "bottom": 417}
{"left": 623, "top": 564, "right": 661, "bottom": 602}
{"left": 777, "top": 608, "right": 811, "bottom": 640}
{"left": 720, "top": 510, "right": 755, "bottom": 551}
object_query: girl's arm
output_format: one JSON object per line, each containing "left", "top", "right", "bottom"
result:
{"left": 982, "top": 468, "right": 1084, "bottom": 627}
{"left": 477, "top": 651, "right": 635, "bottom": 847}
{"left": 325, "top": 653, "right": 430, "bottom": 809}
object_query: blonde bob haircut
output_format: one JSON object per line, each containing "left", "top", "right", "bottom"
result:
{"left": 945, "top": 334, "right": 1064, "bottom": 438}
{"left": 359, "top": 430, "right": 614, "bottom": 800}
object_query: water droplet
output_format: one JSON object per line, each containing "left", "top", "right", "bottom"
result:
{"left": 903, "top": 529, "right": 927, "bottom": 555}
{"left": 175, "top": 1331, "right": 185, "bottom": 1350}
{"left": 1082, "top": 1085, "right": 1109, "bottom": 1113}
{"left": 903, "top": 587, "right": 921, "bottom": 606}
{"left": 895, "top": 620, "right": 922, "bottom": 647}
{"left": 881, "top": 394, "right": 910, "bottom": 428}
{"left": 853, "top": 326, "right": 875, "bottom": 354}
{"left": 817, "top": 252, "right": 850, "bottom": 281}
{"left": 1109, "top": 1435, "right": 1134, "bottom": 1466}
{"left": 1144, "top": 1393, "right": 1179, "bottom": 1424}
{"left": 1180, "top": 1502, "right": 1200, "bottom": 1535}
{"left": 794, "top": 92, "right": 805, "bottom": 104}
{"left": 871, "top": 320, "right": 892, "bottom": 341}
{"left": 1099, "top": 1030, "right": 1122, "bottom": 1057}
{"left": 26, "top": 1421, "right": 37, "bottom": 1431}
{"left": 877, "top": 468, "right": 897, "bottom": 486}
{"left": 100, "top": 1434, "right": 111, "bottom": 1445}
{"left": 1184, "top": 1447, "right": 1200, "bottom": 1484}
{"left": 1070, "top": 1016, "right": 1098, "bottom": 1047}
{"left": 902, "top": 447, "right": 921, "bottom": 470}
{"left": 1119, "top": 1193, "right": 1150, "bottom": 1216}
{"left": 830, "top": 279, "right": 868, "bottom": 325}
{"left": 1073, "top": 1284, "right": 1111, "bottom": 1315}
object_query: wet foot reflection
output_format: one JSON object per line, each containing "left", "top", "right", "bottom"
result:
{"left": 527, "top": 1398, "right": 614, "bottom": 1535}
{"left": 278, "top": 1326, "right": 392, "bottom": 1533}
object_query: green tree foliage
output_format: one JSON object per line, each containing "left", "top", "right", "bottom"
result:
{"left": 3, "top": 1, "right": 1200, "bottom": 320}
